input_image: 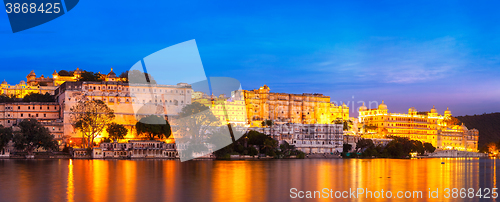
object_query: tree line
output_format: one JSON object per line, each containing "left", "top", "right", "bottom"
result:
{"left": 343, "top": 136, "right": 436, "bottom": 158}
{"left": 0, "top": 119, "right": 58, "bottom": 155}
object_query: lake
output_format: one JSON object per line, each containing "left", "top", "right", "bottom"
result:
{"left": 0, "top": 158, "right": 498, "bottom": 202}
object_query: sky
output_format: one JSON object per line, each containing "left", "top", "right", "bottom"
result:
{"left": 1, "top": 0, "right": 499, "bottom": 117}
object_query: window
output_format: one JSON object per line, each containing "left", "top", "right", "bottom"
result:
{"left": 21, "top": 114, "right": 23, "bottom": 117}
{"left": 18, "top": 106, "right": 20, "bottom": 109}
{"left": 44, "top": 114, "right": 46, "bottom": 117}
{"left": 40, "top": 106, "right": 42, "bottom": 110}
{"left": 47, "top": 106, "right": 49, "bottom": 110}
{"left": 28, "top": 106, "right": 30, "bottom": 110}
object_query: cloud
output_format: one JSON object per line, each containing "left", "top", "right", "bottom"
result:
{"left": 305, "top": 36, "right": 469, "bottom": 84}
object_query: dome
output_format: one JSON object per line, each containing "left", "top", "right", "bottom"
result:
{"left": 19, "top": 80, "right": 25, "bottom": 85}
{"left": 430, "top": 105, "right": 437, "bottom": 113}
{"left": 74, "top": 67, "right": 82, "bottom": 75}
{"left": 408, "top": 107, "right": 417, "bottom": 113}
{"left": 378, "top": 100, "right": 387, "bottom": 110}
{"left": 28, "top": 70, "right": 35, "bottom": 76}
{"left": 1, "top": 80, "right": 7, "bottom": 85}
{"left": 107, "top": 68, "right": 117, "bottom": 78}
{"left": 444, "top": 107, "right": 451, "bottom": 115}
{"left": 359, "top": 102, "right": 367, "bottom": 111}
{"left": 52, "top": 70, "right": 58, "bottom": 75}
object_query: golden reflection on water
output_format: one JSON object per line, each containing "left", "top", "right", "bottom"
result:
{"left": 67, "top": 159, "right": 74, "bottom": 202}
{"left": 91, "top": 160, "right": 109, "bottom": 202}
{"left": 163, "top": 161, "right": 177, "bottom": 202}
{"left": 1, "top": 158, "right": 494, "bottom": 202}
{"left": 123, "top": 160, "right": 136, "bottom": 202}
{"left": 211, "top": 161, "right": 266, "bottom": 202}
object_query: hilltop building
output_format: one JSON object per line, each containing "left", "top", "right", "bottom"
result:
{"left": 243, "top": 85, "right": 349, "bottom": 127}
{"left": 1, "top": 68, "right": 125, "bottom": 98}
{"left": 358, "top": 101, "right": 479, "bottom": 152}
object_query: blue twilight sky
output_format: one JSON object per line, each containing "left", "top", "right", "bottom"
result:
{"left": 1, "top": 0, "right": 500, "bottom": 117}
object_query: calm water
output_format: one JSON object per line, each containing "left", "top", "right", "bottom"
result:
{"left": 0, "top": 158, "right": 498, "bottom": 202}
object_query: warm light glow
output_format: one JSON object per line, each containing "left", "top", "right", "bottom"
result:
{"left": 67, "top": 159, "right": 74, "bottom": 202}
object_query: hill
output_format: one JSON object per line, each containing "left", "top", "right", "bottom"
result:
{"left": 456, "top": 112, "right": 500, "bottom": 149}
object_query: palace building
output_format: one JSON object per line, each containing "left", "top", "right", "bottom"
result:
{"left": 55, "top": 80, "right": 193, "bottom": 142}
{"left": 0, "top": 80, "right": 57, "bottom": 98}
{"left": 1, "top": 68, "right": 125, "bottom": 98}
{"left": 358, "top": 101, "right": 479, "bottom": 152}
{"left": 192, "top": 91, "right": 247, "bottom": 126}
{"left": 251, "top": 123, "right": 344, "bottom": 153}
{"left": 0, "top": 102, "right": 63, "bottom": 141}
{"left": 243, "top": 85, "right": 349, "bottom": 127}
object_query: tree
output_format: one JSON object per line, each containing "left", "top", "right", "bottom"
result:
{"left": 22, "top": 92, "right": 55, "bottom": 102}
{"left": 423, "top": 143, "right": 436, "bottom": 153}
{"left": 486, "top": 142, "right": 499, "bottom": 155}
{"left": 333, "top": 118, "right": 343, "bottom": 124}
{"left": 58, "top": 70, "right": 72, "bottom": 76}
{"left": 265, "top": 120, "right": 274, "bottom": 127}
{"left": 263, "top": 138, "right": 278, "bottom": 156}
{"left": 356, "top": 138, "right": 374, "bottom": 151}
{"left": 411, "top": 140, "right": 425, "bottom": 155}
{"left": 136, "top": 115, "right": 172, "bottom": 140}
{"left": 106, "top": 123, "right": 128, "bottom": 141}
{"left": 69, "top": 99, "right": 115, "bottom": 148}
{"left": 12, "top": 119, "right": 57, "bottom": 154}
{"left": 247, "top": 130, "right": 269, "bottom": 146}
{"left": 127, "top": 70, "right": 156, "bottom": 84}
{"left": 280, "top": 141, "right": 295, "bottom": 156}
{"left": 176, "top": 102, "right": 219, "bottom": 136}
{"left": 0, "top": 95, "right": 15, "bottom": 103}
{"left": 343, "top": 120, "right": 352, "bottom": 131}
{"left": 343, "top": 143, "right": 352, "bottom": 153}
{"left": 0, "top": 125, "right": 13, "bottom": 151}
{"left": 119, "top": 71, "right": 129, "bottom": 82}
{"left": 444, "top": 116, "right": 461, "bottom": 126}
{"left": 78, "top": 71, "right": 103, "bottom": 82}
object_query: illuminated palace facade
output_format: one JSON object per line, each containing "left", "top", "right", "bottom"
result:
{"left": 0, "top": 102, "right": 63, "bottom": 142}
{"left": 192, "top": 91, "right": 247, "bottom": 126}
{"left": 243, "top": 85, "right": 349, "bottom": 127}
{"left": 358, "top": 101, "right": 479, "bottom": 151}
{"left": 56, "top": 81, "right": 193, "bottom": 142}
{"left": 1, "top": 68, "right": 125, "bottom": 98}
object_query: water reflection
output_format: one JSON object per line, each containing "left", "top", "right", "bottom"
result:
{"left": 67, "top": 159, "right": 74, "bottom": 202}
{"left": 0, "top": 158, "right": 498, "bottom": 202}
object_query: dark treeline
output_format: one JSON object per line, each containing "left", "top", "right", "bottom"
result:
{"left": 214, "top": 130, "right": 305, "bottom": 159}
{"left": 456, "top": 113, "right": 500, "bottom": 149}
{"left": 0, "top": 93, "right": 54, "bottom": 103}
{"left": 344, "top": 137, "right": 436, "bottom": 158}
